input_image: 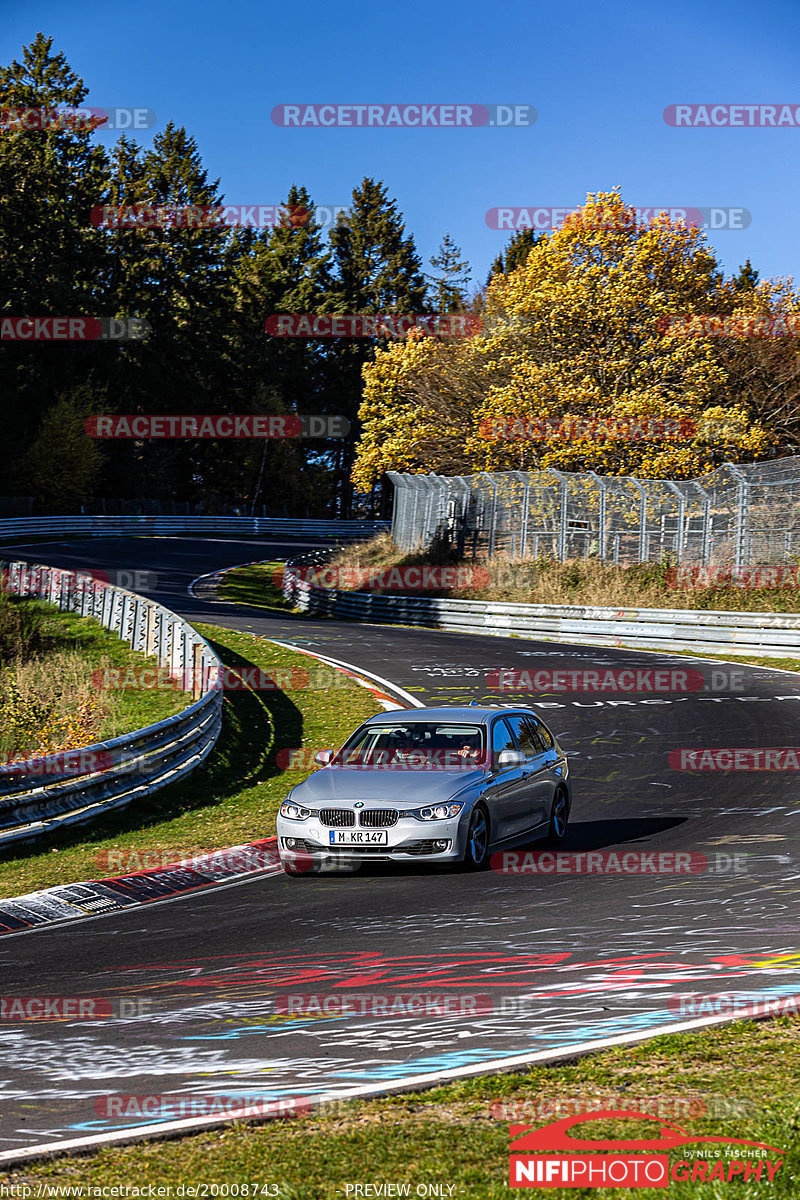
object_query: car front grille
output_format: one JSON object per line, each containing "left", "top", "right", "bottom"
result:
{"left": 319, "top": 808, "right": 355, "bottom": 827}
{"left": 359, "top": 809, "right": 398, "bottom": 827}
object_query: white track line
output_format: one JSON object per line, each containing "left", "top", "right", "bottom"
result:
{"left": 263, "top": 640, "right": 423, "bottom": 709}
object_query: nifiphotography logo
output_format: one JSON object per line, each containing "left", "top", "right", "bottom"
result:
{"left": 509, "top": 1110, "right": 785, "bottom": 1188}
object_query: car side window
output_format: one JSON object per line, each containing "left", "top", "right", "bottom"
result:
{"left": 491, "top": 718, "right": 517, "bottom": 762}
{"left": 530, "top": 716, "right": 554, "bottom": 750}
{"left": 506, "top": 714, "right": 541, "bottom": 757}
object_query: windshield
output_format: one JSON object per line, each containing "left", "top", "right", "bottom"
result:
{"left": 332, "top": 722, "right": 487, "bottom": 770}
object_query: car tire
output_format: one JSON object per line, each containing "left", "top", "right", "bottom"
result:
{"left": 543, "top": 788, "right": 569, "bottom": 846}
{"left": 460, "top": 803, "right": 490, "bottom": 871}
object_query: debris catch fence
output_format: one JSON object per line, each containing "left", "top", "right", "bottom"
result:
{"left": 389, "top": 459, "right": 800, "bottom": 566}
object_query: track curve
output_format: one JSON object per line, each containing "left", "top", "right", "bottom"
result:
{"left": 1, "top": 536, "right": 799, "bottom": 1159}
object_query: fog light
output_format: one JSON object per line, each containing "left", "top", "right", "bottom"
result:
{"left": 284, "top": 838, "right": 296, "bottom": 848}
{"left": 433, "top": 840, "right": 449, "bottom": 851}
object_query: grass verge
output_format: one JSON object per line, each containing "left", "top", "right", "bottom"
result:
{"left": 217, "top": 562, "right": 296, "bottom": 614}
{"left": 0, "top": 599, "right": 189, "bottom": 760}
{"left": 2, "top": 1015, "right": 798, "bottom": 1195}
{"left": 327, "top": 534, "right": 800, "bottom": 613}
{"left": 0, "top": 624, "right": 380, "bottom": 897}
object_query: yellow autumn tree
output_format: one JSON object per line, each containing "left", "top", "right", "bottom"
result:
{"left": 354, "top": 191, "right": 775, "bottom": 489}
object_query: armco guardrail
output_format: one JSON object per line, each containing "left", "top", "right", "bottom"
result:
{"left": 0, "top": 515, "right": 389, "bottom": 543}
{"left": 0, "top": 561, "right": 222, "bottom": 847}
{"left": 283, "top": 551, "right": 800, "bottom": 658}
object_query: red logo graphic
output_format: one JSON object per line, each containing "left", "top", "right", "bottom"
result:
{"left": 510, "top": 1111, "right": 785, "bottom": 1188}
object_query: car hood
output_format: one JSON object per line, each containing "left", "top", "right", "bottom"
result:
{"left": 293, "top": 766, "right": 486, "bottom": 805}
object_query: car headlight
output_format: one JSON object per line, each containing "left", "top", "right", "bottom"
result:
{"left": 417, "top": 802, "right": 464, "bottom": 821}
{"left": 280, "top": 801, "right": 313, "bottom": 821}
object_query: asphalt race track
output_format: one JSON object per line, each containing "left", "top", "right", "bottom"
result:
{"left": 1, "top": 537, "right": 800, "bottom": 1157}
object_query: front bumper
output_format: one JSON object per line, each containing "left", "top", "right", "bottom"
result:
{"left": 276, "top": 814, "right": 465, "bottom": 864}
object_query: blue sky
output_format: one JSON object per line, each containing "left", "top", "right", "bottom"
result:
{"left": 4, "top": 0, "right": 800, "bottom": 290}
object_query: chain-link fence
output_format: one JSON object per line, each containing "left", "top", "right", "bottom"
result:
{"left": 388, "top": 458, "right": 800, "bottom": 566}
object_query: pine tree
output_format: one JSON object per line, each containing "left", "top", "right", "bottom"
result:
{"left": 327, "top": 179, "right": 428, "bottom": 514}
{"left": 0, "top": 34, "right": 110, "bottom": 464}
{"left": 234, "top": 185, "right": 335, "bottom": 514}
{"left": 99, "top": 123, "right": 241, "bottom": 501}
{"left": 15, "top": 385, "right": 104, "bottom": 508}
{"left": 488, "top": 227, "right": 543, "bottom": 280}
{"left": 734, "top": 259, "right": 760, "bottom": 291}
{"left": 427, "top": 234, "right": 471, "bottom": 312}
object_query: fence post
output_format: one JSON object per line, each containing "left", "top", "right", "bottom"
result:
{"left": 588, "top": 472, "right": 608, "bottom": 561}
{"left": 664, "top": 481, "right": 686, "bottom": 562}
{"left": 629, "top": 478, "right": 648, "bottom": 562}
{"left": 423, "top": 476, "right": 437, "bottom": 549}
{"left": 192, "top": 641, "right": 203, "bottom": 701}
{"left": 693, "top": 481, "right": 712, "bottom": 563}
{"left": 512, "top": 471, "right": 530, "bottom": 559}
{"left": 724, "top": 462, "right": 749, "bottom": 569}
{"left": 453, "top": 476, "right": 470, "bottom": 557}
{"left": 550, "top": 470, "right": 569, "bottom": 561}
{"left": 481, "top": 474, "right": 499, "bottom": 558}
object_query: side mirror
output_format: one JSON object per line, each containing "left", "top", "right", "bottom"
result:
{"left": 314, "top": 748, "right": 334, "bottom": 766}
{"left": 497, "top": 748, "right": 526, "bottom": 769}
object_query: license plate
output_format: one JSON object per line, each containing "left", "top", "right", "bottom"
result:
{"left": 329, "top": 830, "right": 389, "bottom": 845}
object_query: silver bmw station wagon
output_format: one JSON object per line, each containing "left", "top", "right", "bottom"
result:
{"left": 277, "top": 705, "right": 571, "bottom": 875}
